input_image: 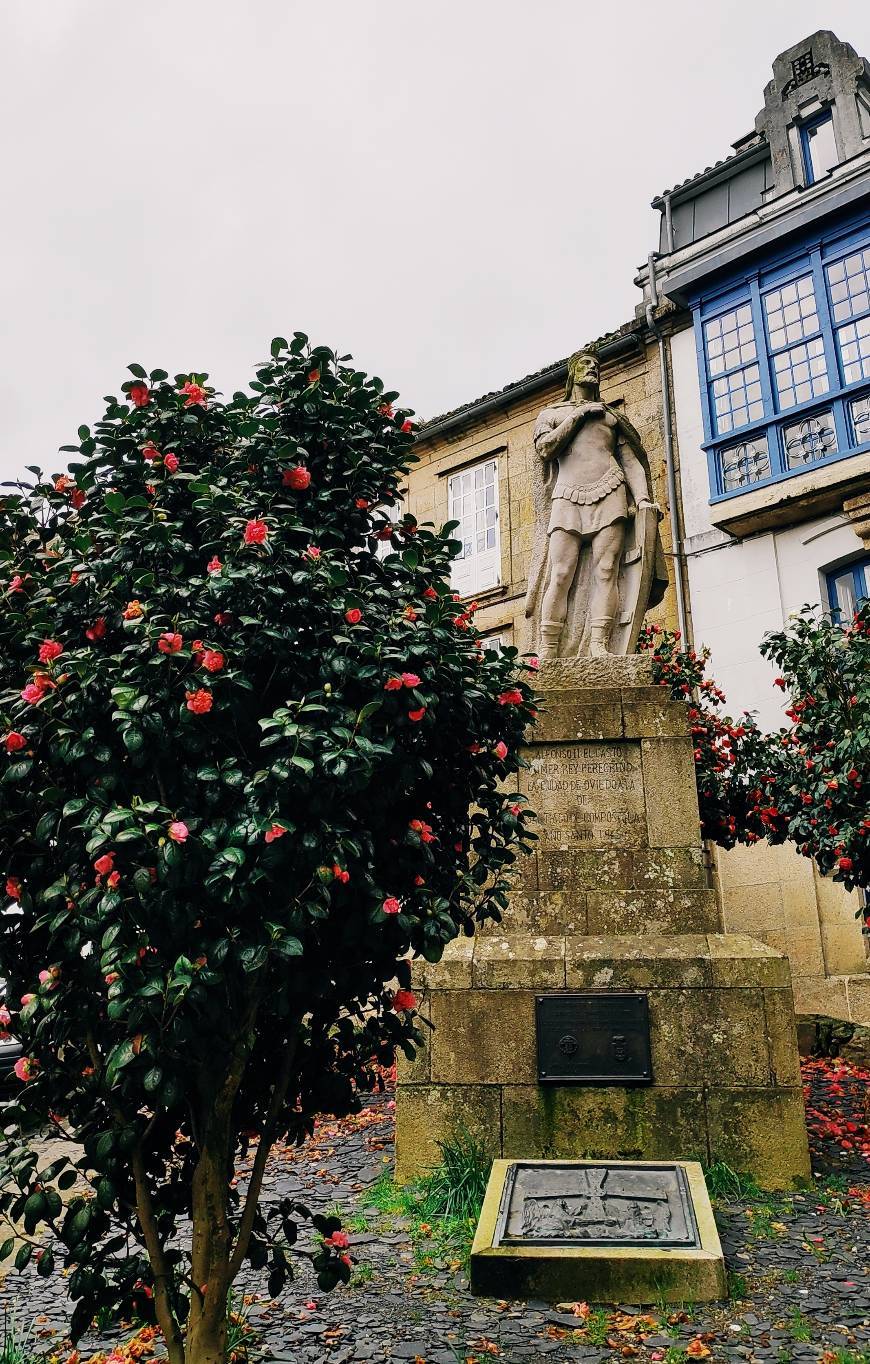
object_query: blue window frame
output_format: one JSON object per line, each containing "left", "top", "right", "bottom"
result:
{"left": 801, "top": 112, "right": 837, "bottom": 185}
{"left": 825, "top": 556, "right": 870, "bottom": 623}
{"left": 695, "top": 220, "right": 870, "bottom": 501}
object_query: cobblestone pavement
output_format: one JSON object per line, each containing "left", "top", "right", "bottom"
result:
{"left": 3, "top": 1061, "right": 870, "bottom": 1364}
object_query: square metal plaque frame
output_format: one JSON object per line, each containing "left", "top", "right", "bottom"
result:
{"left": 492, "top": 1160, "right": 700, "bottom": 1249}
{"left": 535, "top": 991, "right": 652, "bottom": 1085}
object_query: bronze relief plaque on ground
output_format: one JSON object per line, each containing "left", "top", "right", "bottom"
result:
{"left": 535, "top": 992, "right": 652, "bottom": 1084}
{"left": 493, "top": 1161, "right": 699, "bottom": 1249}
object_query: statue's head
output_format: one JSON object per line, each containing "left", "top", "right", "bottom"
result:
{"left": 565, "top": 349, "right": 600, "bottom": 398}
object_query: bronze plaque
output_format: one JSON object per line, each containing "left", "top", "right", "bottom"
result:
{"left": 536, "top": 992, "right": 652, "bottom": 1084}
{"left": 493, "top": 1161, "right": 699, "bottom": 1248}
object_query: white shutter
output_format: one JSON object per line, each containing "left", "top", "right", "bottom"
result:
{"left": 447, "top": 458, "right": 500, "bottom": 596}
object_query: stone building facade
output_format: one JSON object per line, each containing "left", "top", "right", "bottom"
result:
{"left": 407, "top": 29, "right": 870, "bottom": 1022}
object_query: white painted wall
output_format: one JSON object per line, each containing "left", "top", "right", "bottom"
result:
{"left": 669, "top": 324, "right": 866, "bottom": 731}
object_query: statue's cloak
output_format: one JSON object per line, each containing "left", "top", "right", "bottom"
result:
{"left": 523, "top": 402, "right": 669, "bottom": 657}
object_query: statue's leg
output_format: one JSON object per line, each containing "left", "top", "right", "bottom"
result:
{"left": 588, "top": 522, "right": 624, "bottom": 656}
{"left": 539, "top": 529, "right": 580, "bottom": 658}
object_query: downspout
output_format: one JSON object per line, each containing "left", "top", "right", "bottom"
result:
{"left": 645, "top": 251, "right": 689, "bottom": 642}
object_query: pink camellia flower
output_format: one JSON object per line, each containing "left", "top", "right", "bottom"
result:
{"left": 528, "top": 656, "right": 540, "bottom": 670}
{"left": 201, "top": 650, "right": 225, "bottom": 674}
{"left": 243, "top": 519, "right": 268, "bottom": 546}
{"left": 383, "top": 676, "right": 402, "bottom": 692}
{"left": 157, "top": 632, "right": 183, "bottom": 655}
{"left": 38, "top": 970, "right": 51, "bottom": 985}
{"left": 302, "top": 544, "right": 321, "bottom": 561}
{"left": 21, "top": 681, "right": 46, "bottom": 705}
{"left": 498, "top": 688, "right": 523, "bottom": 706}
{"left": 179, "top": 381, "right": 207, "bottom": 407}
{"left": 69, "top": 571, "right": 80, "bottom": 584}
{"left": 129, "top": 383, "right": 150, "bottom": 407}
{"left": 344, "top": 608, "right": 362, "bottom": 625}
{"left": 0, "top": 1006, "right": 10, "bottom": 1027}
{"left": 6, "top": 877, "right": 21, "bottom": 900}
{"left": 401, "top": 672, "right": 421, "bottom": 688}
{"left": 408, "top": 707, "right": 426, "bottom": 722}
{"left": 142, "top": 442, "right": 161, "bottom": 462}
{"left": 378, "top": 404, "right": 395, "bottom": 418}
{"left": 264, "top": 823, "right": 287, "bottom": 843}
{"left": 94, "top": 853, "right": 115, "bottom": 877}
{"left": 186, "top": 689, "right": 214, "bottom": 714}
{"left": 323, "top": 1230, "right": 350, "bottom": 1249}
{"left": 14, "top": 1057, "right": 37, "bottom": 1082}
{"left": 494, "top": 741, "right": 508, "bottom": 761}
{"left": 20, "top": 993, "right": 35, "bottom": 1007}
{"left": 38, "top": 639, "right": 63, "bottom": 664}
{"left": 9, "top": 575, "right": 26, "bottom": 593}
{"left": 86, "top": 617, "right": 107, "bottom": 642}
{"left": 282, "top": 466, "right": 311, "bottom": 491}
{"left": 207, "top": 555, "right": 222, "bottom": 574}
{"left": 392, "top": 988, "right": 417, "bottom": 1012}
{"left": 511, "top": 803, "right": 522, "bottom": 816}
{"left": 163, "top": 452, "right": 179, "bottom": 474}
{"left": 382, "top": 897, "right": 401, "bottom": 916}
{"left": 5, "top": 732, "right": 26, "bottom": 753}
{"left": 168, "top": 821, "right": 189, "bottom": 844}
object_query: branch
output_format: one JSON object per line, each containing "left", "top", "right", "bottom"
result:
{"left": 227, "top": 1026, "right": 299, "bottom": 1280}
{"left": 131, "top": 1146, "right": 185, "bottom": 1364}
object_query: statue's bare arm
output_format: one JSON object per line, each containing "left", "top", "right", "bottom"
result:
{"left": 533, "top": 407, "right": 586, "bottom": 462}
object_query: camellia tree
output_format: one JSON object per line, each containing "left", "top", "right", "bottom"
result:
{"left": 0, "top": 338, "right": 536, "bottom": 1363}
{"left": 639, "top": 603, "right": 869, "bottom": 897}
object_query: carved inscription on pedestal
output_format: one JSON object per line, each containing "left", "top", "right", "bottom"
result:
{"left": 527, "top": 741, "right": 646, "bottom": 849}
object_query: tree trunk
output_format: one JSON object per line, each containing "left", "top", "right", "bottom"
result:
{"left": 186, "top": 1120, "right": 234, "bottom": 1364}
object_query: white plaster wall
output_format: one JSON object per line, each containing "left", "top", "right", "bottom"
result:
{"left": 669, "top": 325, "right": 865, "bottom": 729}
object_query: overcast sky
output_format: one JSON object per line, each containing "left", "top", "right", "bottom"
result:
{"left": 2, "top": 0, "right": 869, "bottom": 481}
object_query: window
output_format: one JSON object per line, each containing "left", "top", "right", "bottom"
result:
{"left": 481, "top": 634, "right": 505, "bottom": 654}
{"left": 374, "top": 496, "right": 403, "bottom": 559}
{"left": 447, "top": 458, "right": 500, "bottom": 595}
{"left": 825, "top": 557, "right": 870, "bottom": 623}
{"left": 801, "top": 112, "right": 837, "bottom": 185}
{"left": 696, "top": 226, "right": 870, "bottom": 500}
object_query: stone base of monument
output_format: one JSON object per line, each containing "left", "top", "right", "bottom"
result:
{"left": 469, "top": 1159, "right": 726, "bottom": 1303}
{"left": 394, "top": 659, "right": 812, "bottom": 1190}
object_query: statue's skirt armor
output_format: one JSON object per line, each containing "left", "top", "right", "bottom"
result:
{"left": 548, "top": 464, "right": 627, "bottom": 539}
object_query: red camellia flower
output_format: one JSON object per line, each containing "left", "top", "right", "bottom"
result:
{"left": 308, "top": 369, "right": 320, "bottom": 384}
{"left": 401, "top": 419, "right": 413, "bottom": 434}
{"left": 93, "top": 853, "right": 115, "bottom": 877}
{"left": 38, "top": 639, "right": 63, "bottom": 664}
{"left": 403, "top": 606, "right": 418, "bottom": 622}
{"left": 344, "top": 608, "right": 362, "bottom": 625}
{"left": 207, "top": 555, "right": 222, "bottom": 574}
{"left": 392, "top": 988, "right": 417, "bottom": 1012}
{"left": 323, "top": 1230, "right": 350, "bottom": 1249}
{"left": 157, "top": 632, "right": 183, "bottom": 655}
{"left": 179, "top": 381, "right": 207, "bottom": 407}
{"left": 383, "top": 676, "right": 402, "bottom": 691}
{"left": 243, "top": 519, "right": 268, "bottom": 545}
{"left": 129, "top": 383, "right": 150, "bottom": 407}
{"left": 423, "top": 587, "right": 438, "bottom": 600}
{"left": 123, "top": 599, "right": 144, "bottom": 620}
{"left": 213, "top": 612, "right": 231, "bottom": 626}
{"left": 168, "top": 821, "right": 189, "bottom": 843}
{"left": 401, "top": 672, "right": 421, "bottom": 688}
{"left": 839, "top": 856, "right": 854, "bottom": 872}
{"left": 163, "top": 452, "right": 179, "bottom": 474}
{"left": 6, "top": 877, "right": 21, "bottom": 901}
{"left": 201, "top": 650, "right": 225, "bottom": 674}
{"left": 9, "top": 576, "right": 25, "bottom": 593}
{"left": 282, "top": 466, "right": 311, "bottom": 491}
{"left": 4, "top": 732, "right": 26, "bottom": 753}
{"left": 142, "top": 442, "right": 161, "bottom": 462}
{"left": 498, "top": 688, "right": 523, "bottom": 706}
{"left": 186, "top": 689, "right": 213, "bottom": 714}
{"left": 54, "top": 474, "right": 72, "bottom": 492}
{"left": 264, "top": 823, "right": 287, "bottom": 843}
{"left": 85, "top": 616, "right": 107, "bottom": 642}
{"left": 332, "top": 865, "right": 350, "bottom": 884}
{"left": 493, "top": 741, "right": 508, "bottom": 760}
{"left": 382, "top": 897, "right": 401, "bottom": 916}
{"left": 70, "top": 488, "right": 86, "bottom": 510}
{"left": 408, "top": 707, "right": 426, "bottom": 722}
{"left": 378, "top": 404, "right": 395, "bottom": 418}
{"left": 355, "top": 497, "right": 370, "bottom": 510}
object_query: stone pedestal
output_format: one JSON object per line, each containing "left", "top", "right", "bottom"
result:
{"left": 395, "top": 658, "right": 811, "bottom": 1189}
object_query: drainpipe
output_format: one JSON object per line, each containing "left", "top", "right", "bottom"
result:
{"left": 645, "top": 251, "right": 689, "bottom": 643}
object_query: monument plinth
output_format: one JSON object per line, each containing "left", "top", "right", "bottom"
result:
{"left": 395, "top": 662, "right": 811, "bottom": 1191}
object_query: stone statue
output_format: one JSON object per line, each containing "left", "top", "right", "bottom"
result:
{"left": 524, "top": 350, "right": 669, "bottom": 659}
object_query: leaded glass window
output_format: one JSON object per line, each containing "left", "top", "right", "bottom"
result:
{"left": 703, "top": 305, "right": 756, "bottom": 375}
{"left": 710, "top": 364, "right": 764, "bottom": 434}
{"left": 837, "top": 315, "right": 870, "bottom": 385}
{"left": 850, "top": 393, "right": 870, "bottom": 445}
{"left": 771, "top": 336, "right": 829, "bottom": 409}
{"left": 782, "top": 412, "right": 838, "bottom": 469}
{"left": 719, "top": 436, "right": 771, "bottom": 492}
